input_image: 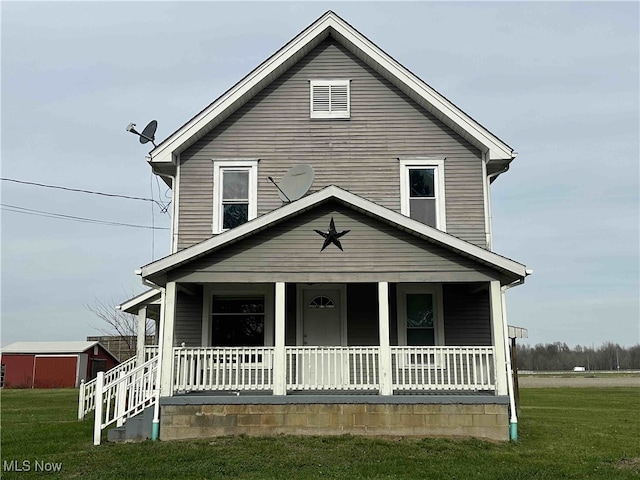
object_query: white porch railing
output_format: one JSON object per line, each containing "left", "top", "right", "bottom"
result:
{"left": 286, "top": 346, "right": 380, "bottom": 391}
{"left": 78, "top": 345, "right": 159, "bottom": 420}
{"left": 171, "top": 346, "right": 495, "bottom": 394}
{"left": 93, "top": 356, "right": 159, "bottom": 445}
{"left": 144, "top": 345, "right": 159, "bottom": 361}
{"left": 173, "top": 347, "right": 275, "bottom": 392}
{"left": 391, "top": 346, "right": 495, "bottom": 391}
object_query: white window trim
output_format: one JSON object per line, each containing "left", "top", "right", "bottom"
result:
{"left": 309, "top": 79, "right": 351, "bottom": 119}
{"left": 396, "top": 283, "right": 445, "bottom": 347}
{"left": 399, "top": 157, "right": 446, "bottom": 231}
{"left": 212, "top": 159, "right": 258, "bottom": 234}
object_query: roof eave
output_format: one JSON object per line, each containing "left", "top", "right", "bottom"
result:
{"left": 149, "top": 13, "right": 336, "bottom": 166}
{"left": 141, "top": 185, "right": 527, "bottom": 284}
{"left": 118, "top": 288, "right": 162, "bottom": 314}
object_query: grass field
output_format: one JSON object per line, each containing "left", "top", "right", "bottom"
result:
{"left": 1, "top": 388, "right": 639, "bottom": 479}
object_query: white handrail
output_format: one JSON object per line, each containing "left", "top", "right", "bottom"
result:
{"left": 79, "top": 356, "right": 136, "bottom": 420}
{"left": 93, "top": 355, "right": 159, "bottom": 445}
{"left": 390, "top": 346, "right": 495, "bottom": 391}
{"left": 286, "top": 346, "right": 380, "bottom": 391}
{"left": 173, "top": 347, "right": 275, "bottom": 392}
{"left": 170, "top": 346, "right": 495, "bottom": 394}
{"left": 79, "top": 346, "right": 159, "bottom": 420}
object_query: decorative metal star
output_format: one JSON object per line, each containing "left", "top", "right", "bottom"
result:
{"left": 314, "top": 217, "right": 350, "bottom": 251}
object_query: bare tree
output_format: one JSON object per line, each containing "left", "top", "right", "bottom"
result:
{"left": 86, "top": 297, "right": 155, "bottom": 352}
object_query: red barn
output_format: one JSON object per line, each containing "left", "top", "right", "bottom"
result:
{"left": 0, "top": 341, "right": 119, "bottom": 388}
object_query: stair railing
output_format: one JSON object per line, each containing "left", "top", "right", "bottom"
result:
{"left": 93, "top": 356, "right": 159, "bottom": 445}
{"left": 78, "top": 347, "right": 159, "bottom": 420}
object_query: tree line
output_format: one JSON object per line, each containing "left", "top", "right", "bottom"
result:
{"left": 514, "top": 342, "right": 640, "bottom": 371}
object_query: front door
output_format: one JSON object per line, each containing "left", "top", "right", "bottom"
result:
{"left": 302, "top": 288, "right": 342, "bottom": 346}
{"left": 299, "top": 287, "right": 344, "bottom": 388}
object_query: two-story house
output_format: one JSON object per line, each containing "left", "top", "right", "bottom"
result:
{"left": 82, "top": 11, "right": 529, "bottom": 444}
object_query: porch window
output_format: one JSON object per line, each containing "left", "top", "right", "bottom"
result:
{"left": 406, "top": 294, "right": 435, "bottom": 346}
{"left": 397, "top": 284, "right": 444, "bottom": 346}
{"left": 399, "top": 158, "right": 446, "bottom": 230}
{"left": 212, "top": 160, "right": 258, "bottom": 233}
{"left": 211, "top": 296, "right": 264, "bottom": 346}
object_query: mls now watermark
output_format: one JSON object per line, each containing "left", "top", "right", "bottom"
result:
{"left": 3, "top": 460, "right": 63, "bottom": 473}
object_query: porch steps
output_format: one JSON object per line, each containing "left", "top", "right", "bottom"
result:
{"left": 107, "top": 406, "right": 154, "bottom": 443}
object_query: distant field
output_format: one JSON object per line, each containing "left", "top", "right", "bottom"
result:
{"left": 518, "top": 371, "right": 640, "bottom": 388}
{"left": 1, "top": 387, "right": 639, "bottom": 479}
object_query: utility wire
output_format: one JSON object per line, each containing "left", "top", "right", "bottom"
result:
{"left": 1, "top": 177, "right": 168, "bottom": 211}
{"left": 1, "top": 203, "right": 169, "bottom": 230}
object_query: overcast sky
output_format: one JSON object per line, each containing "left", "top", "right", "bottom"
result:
{"left": 1, "top": 2, "right": 638, "bottom": 348}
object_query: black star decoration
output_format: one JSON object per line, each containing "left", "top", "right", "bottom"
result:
{"left": 314, "top": 217, "right": 350, "bottom": 251}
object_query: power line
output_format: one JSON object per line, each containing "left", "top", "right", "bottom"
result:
{"left": 1, "top": 177, "right": 167, "bottom": 210}
{"left": 1, "top": 203, "right": 169, "bottom": 230}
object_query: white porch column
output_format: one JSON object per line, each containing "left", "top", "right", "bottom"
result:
{"left": 378, "top": 282, "right": 393, "bottom": 396}
{"left": 136, "top": 306, "right": 147, "bottom": 366}
{"left": 489, "top": 280, "right": 508, "bottom": 395}
{"left": 160, "top": 281, "right": 177, "bottom": 397}
{"left": 273, "top": 282, "right": 287, "bottom": 396}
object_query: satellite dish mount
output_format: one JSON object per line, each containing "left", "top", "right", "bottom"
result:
{"left": 126, "top": 120, "right": 158, "bottom": 148}
{"left": 268, "top": 164, "right": 315, "bottom": 203}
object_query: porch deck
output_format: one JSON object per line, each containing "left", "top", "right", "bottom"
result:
{"left": 165, "top": 390, "right": 502, "bottom": 404}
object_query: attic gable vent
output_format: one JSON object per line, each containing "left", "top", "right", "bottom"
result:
{"left": 310, "top": 80, "right": 350, "bottom": 119}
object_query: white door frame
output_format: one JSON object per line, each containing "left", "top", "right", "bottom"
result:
{"left": 296, "top": 284, "right": 347, "bottom": 347}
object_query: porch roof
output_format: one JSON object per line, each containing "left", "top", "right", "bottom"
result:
{"left": 117, "top": 288, "right": 162, "bottom": 316}
{"left": 140, "top": 186, "right": 528, "bottom": 286}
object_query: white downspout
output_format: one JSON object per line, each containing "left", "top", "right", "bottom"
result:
{"left": 485, "top": 152, "right": 516, "bottom": 251}
{"left": 137, "top": 274, "right": 164, "bottom": 441}
{"left": 486, "top": 164, "right": 508, "bottom": 252}
{"left": 501, "top": 272, "right": 530, "bottom": 442}
{"left": 151, "top": 285, "right": 165, "bottom": 441}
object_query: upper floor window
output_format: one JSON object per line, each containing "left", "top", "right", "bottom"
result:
{"left": 310, "top": 80, "right": 350, "bottom": 119}
{"left": 212, "top": 159, "right": 258, "bottom": 234}
{"left": 399, "top": 158, "right": 446, "bottom": 230}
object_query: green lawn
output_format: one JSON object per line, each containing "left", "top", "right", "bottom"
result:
{"left": 1, "top": 388, "right": 639, "bottom": 479}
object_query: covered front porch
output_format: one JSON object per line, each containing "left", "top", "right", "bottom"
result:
{"left": 115, "top": 189, "right": 528, "bottom": 441}
{"left": 153, "top": 279, "right": 509, "bottom": 398}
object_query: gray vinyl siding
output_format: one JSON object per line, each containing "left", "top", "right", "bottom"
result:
{"left": 442, "top": 283, "right": 491, "bottom": 346}
{"left": 169, "top": 202, "right": 502, "bottom": 285}
{"left": 177, "top": 38, "right": 486, "bottom": 250}
{"left": 174, "top": 287, "right": 203, "bottom": 347}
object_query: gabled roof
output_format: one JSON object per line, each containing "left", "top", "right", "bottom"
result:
{"left": 1, "top": 341, "right": 114, "bottom": 357}
{"left": 117, "top": 288, "right": 162, "bottom": 315}
{"left": 149, "top": 10, "right": 515, "bottom": 176}
{"left": 141, "top": 185, "right": 527, "bottom": 285}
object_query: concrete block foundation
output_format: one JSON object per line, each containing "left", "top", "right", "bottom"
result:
{"left": 159, "top": 395, "right": 509, "bottom": 442}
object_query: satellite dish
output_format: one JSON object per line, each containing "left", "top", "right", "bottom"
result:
{"left": 139, "top": 120, "right": 157, "bottom": 145}
{"left": 126, "top": 120, "right": 158, "bottom": 148}
{"left": 275, "top": 164, "right": 315, "bottom": 202}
